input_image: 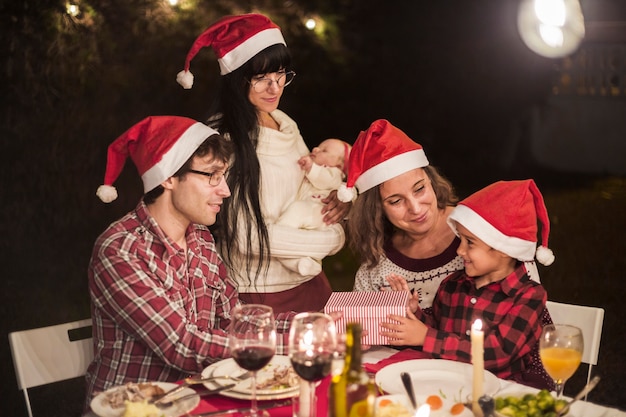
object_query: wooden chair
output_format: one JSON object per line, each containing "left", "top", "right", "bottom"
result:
{"left": 546, "top": 300, "right": 604, "bottom": 399}
{"left": 8, "top": 319, "right": 93, "bottom": 417}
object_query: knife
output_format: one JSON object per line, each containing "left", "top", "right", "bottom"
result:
{"left": 401, "top": 372, "right": 417, "bottom": 410}
{"left": 187, "top": 399, "right": 291, "bottom": 416}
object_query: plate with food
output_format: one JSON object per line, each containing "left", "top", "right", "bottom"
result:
{"left": 376, "top": 394, "right": 473, "bottom": 417}
{"left": 375, "top": 359, "right": 500, "bottom": 400}
{"left": 201, "top": 355, "right": 299, "bottom": 400}
{"left": 90, "top": 381, "right": 199, "bottom": 417}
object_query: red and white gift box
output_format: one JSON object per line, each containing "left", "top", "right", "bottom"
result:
{"left": 324, "top": 291, "right": 409, "bottom": 346}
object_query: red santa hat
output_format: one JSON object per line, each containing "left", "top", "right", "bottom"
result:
{"left": 96, "top": 116, "right": 219, "bottom": 203}
{"left": 447, "top": 179, "right": 555, "bottom": 266}
{"left": 176, "top": 13, "right": 286, "bottom": 89}
{"left": 337, "top": 119, "right": 429, "bottom": 202}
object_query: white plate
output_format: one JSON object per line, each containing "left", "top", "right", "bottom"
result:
{"left": 375, "top": 359, "right": 501, "bottom": 401}
{"left": 90, "top": 382, "right": 200, "bottom": 417}
{"left": 376, "top": 394, "right": 473, "bottom": 417}
{"left": 201, "top": 355, "right": 299, "bottom": 401}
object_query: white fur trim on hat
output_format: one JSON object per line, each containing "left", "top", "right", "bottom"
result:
{"left": 218, "top": 28, "right": 285, "bottom": 75}
{"left": 355, "top": 149, "right": 428, "bottom": 194}
{"left": 176, "top": 70, "right": 194, "bottom": 89}
{"left": 141, "top": 123, "right": 219, "bottom": 192}
{"left": 447, "top": 204, "right": 537, "bottom": 261}
{"left": 96, "top": 185, "right": 118, "bottom": 203}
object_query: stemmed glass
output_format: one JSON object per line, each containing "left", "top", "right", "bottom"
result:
{"left": 228, "top": 304, "right": 277, "bottom": 417}
{"left": 539, "top": 324, "right": 584, "bottom": 398}
{"left": 288, "top": 312, "right": 337, "bottom": 417}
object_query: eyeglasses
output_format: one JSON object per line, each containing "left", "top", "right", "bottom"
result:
{"left": 187, "top": 169, "right": 227, "bottom": 186}
{"left": 250, "top": 71, "right": 296, "bottom": 93}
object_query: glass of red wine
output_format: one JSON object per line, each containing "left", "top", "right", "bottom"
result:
{"left": 288, "top": 312, "right": 337, "bottom": 417}
{"left": 228, "top": 304, "right": 277, "bottom": 417}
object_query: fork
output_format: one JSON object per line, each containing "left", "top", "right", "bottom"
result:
{"left": 154, "top": 383, "right": 236, "bottom": 409}
{"left": 152, "top": 372, "right": 251, "bottom": 405}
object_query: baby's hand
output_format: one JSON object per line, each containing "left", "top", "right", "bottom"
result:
{"left": 298, "top": 155, "right": 313, "bottom": 172}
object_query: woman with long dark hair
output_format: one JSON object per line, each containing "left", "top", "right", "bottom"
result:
{"left": 177, "top": 14, "right": 348, "bottom": 313}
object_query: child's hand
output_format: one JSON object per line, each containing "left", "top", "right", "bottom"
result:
{"left": 386, "top": 273, "right": 420, "bottom": 314}
{"left": 298, "top": 155, "right": 313, "bottom": 172}
{"left": 379, "top": 308, "right": 427, "bottom": 346}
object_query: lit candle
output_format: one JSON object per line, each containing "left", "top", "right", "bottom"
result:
{"left": 471, "top": 319, "right": 484, "bottom": 417}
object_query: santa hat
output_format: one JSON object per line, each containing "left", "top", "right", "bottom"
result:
{"left": 176, "top": 13, "right": 286, "bottom": 89}
{"left": 96, "top": 116, "right": 219, "bottom": 203}
{"left": 447, "top": 179, "right": 555, "bottom": 266}
{"left": 337, "top": 119, "right": 429, "bottom": 202}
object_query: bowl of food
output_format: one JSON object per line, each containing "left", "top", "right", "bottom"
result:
{"left": 495, "top": 390, "right": 570, "bottom": 417}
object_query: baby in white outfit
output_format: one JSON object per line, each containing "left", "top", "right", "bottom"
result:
{"left": 276, "top": 138, "right": 351, "bottom": 276}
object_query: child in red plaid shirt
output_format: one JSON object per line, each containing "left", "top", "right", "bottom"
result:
{"left": 381, "top": 179, "right": 555, "bottom": 389}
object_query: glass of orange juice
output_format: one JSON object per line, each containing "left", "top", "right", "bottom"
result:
{"left": 539, "top": 324, "right": 584, "bottom": 397}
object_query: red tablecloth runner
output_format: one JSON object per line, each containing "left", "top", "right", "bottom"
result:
{"left": 187, "top": 350, "right": 425, "bottom": 415}
{"left": 188, "top": 377, "right": 330, "bottom": 416}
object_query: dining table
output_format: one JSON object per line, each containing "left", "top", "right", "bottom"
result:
{"left": 84, "top": 346, "right": 626, "bottom": 417}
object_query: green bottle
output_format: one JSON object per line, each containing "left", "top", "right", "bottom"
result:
{"left": 329, "top": 322, "right": 377, "bottom": 417}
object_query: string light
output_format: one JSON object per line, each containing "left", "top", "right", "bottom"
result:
{"left": 305, "top": 18, "right": 316, "bottom": 30}
{"left": 66, "top": 3, "right": 80, "bottom": 16}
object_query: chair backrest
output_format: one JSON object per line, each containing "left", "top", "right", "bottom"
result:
{"left": 545, "top": 300, "right": 604, "bottom": 391}
{"left": 8, "top": 319, "right": 93, "bottom": 417}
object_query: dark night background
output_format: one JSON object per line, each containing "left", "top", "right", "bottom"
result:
{"left": 1, "top": 0, "right": 625, "bottom": 416}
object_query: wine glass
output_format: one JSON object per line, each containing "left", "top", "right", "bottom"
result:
{"left": 228, "top": 304, "right": 277, "bottom": 417}
{"left": 288, "top": 312, "right": 337, "bottom": 417}
{"left": 539, "top": 323, "right": 584, "bottom": 398}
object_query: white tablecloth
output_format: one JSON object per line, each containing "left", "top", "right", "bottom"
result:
{"left": 363, "top": 346, "right": 626, "bottom": 417}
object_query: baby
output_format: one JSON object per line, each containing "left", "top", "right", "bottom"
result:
{"left": 276, "top": 138, "right": 351, "bottom": 276}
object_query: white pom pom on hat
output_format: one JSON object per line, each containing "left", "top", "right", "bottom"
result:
{"left": 535, "top": 245, "right": 555, "bottom": 266}
{"left": 337, "top": 119, "right": 429, "bottom": 203}
{"left": 176, "top": 13, "right": 286, "bottom": 88}
{"left": 96, "top": 116, "right": 219, "bottom": 203}
{"left": 447, "top": 179, "right": 555, "bottom": 266}
{"left": 96, "top": 185, "right": 118, "bottom": 203}
{"left": 337, "top": 183, "right": 356, "bottom": 203}
{"left": 176, "top": 70, "right": 194, "bottom": 89}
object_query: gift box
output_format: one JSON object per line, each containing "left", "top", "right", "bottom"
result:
{"left": 324, "top": 291, "right": 409, "bottom": 345}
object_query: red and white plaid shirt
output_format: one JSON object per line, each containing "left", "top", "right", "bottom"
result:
{"left": 85, "top": 201, "right": 293, "bottom": 403}
{"left": 417, "top": 263, "right": 547, "bottom": 380}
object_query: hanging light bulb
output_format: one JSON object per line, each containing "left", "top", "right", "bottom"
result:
{"left": 517, "top": 0, "right": 585, "bottom": 58}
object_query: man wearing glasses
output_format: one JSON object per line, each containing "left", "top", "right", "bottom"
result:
{"left": 85, "top": 116, "right": 294, "bottom": 409}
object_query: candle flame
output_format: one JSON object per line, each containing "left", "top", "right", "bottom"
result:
{"left": 472, "top": 319, "right": 483, "bottom": 332}
{"left": 415, "top": 404, "right": 430, "bottom": 417}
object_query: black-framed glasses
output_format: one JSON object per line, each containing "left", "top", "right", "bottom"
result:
{"left": 250, "top": 71, "right": 296, "bottom": 93}
{"left": 187, "top": 169, "right": 227, "bottom": 186}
